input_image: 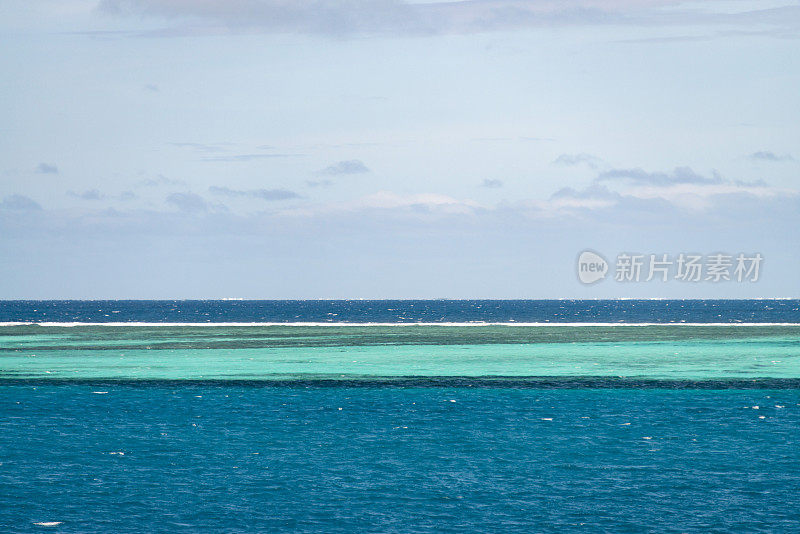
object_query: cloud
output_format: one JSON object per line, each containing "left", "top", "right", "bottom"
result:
{"left": 553, "top": 153, "right": 603, "bottom": 170}
{"left": 0, "top": 194, "right": 42, "bottom": 211}
{"left": 317, "top": 160, "right": 370, "bottom": 176}
{"left": 144, "top": 83, "right": 159, "bottom": 92}
{"left": 166, "top": 192, "right": 208, "bottom": 212}
{"left": 138, "top": 174, "right": 186, "bottom": 187}
{"left": 209, "top": 186, "right": 301, "bottom": 201}
{"left": 67, "top": 189, "right": 104, "bottom": 200}
{"left": 97, "top": 1, "right": 800, "bottom": 38}
{"left": 119, "top": 191, "right": 137, "bottom": 201}
{"left": 36, "top": 163, "right": 58, "bottom": 174}
{"left": 480, "top": 179, "right": 503, "bottom": 189}
{"left": 4, "top": 192, "right": 798, "bottom": 299}
{"left": 748, "top": 151, "right": 793, "bottom": 162}
{"left": 3, "top": 168, "right": 799, "bottom": 261}
{"left": 541, "top": 168, "right": 790, "bottom": 215}
{"left": 596, "top": 166, "right": 722, "bottom": 186}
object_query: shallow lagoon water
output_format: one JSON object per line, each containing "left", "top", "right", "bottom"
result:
{"left": 2, "top": 325, "right": 800, "bottom": 381}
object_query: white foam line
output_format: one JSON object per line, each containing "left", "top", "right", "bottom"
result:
{"left": 1, "top": 322, "right": 798, "bottom": 327}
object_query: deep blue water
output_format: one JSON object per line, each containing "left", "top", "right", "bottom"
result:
{"left": 2, "top": 299, "right": 799, "bottom": 323}
{"left": 2, "top": 385, "right": 799, "bottom": 533}
{"left": 2, "top": 300, "right": 800, "bottom": 532}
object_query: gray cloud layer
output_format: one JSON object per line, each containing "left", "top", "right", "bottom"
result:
{"left": 99, "top": 0, "right": 800, "bottom": 37}
{"left": 3, "top": 162, "right": 797, "bottom": 298}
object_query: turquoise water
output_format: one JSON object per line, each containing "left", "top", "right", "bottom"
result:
{"left": 3, "top": 325, "right": 800, "bottom": 381}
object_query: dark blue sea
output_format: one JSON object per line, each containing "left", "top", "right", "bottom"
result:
{"left": 2, "top": 298, "right": 799, "bottom": 323}
{"left": 2, "top": 300, "right": 800, "bottom": 532}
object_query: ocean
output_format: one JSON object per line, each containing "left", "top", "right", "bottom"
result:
{"left": 2, "top": 300, "right": 799, "bottom": 532}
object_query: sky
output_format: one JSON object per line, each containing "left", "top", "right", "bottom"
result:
{"left": 0, "top": 0, "right": 798, "bottom": 299}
